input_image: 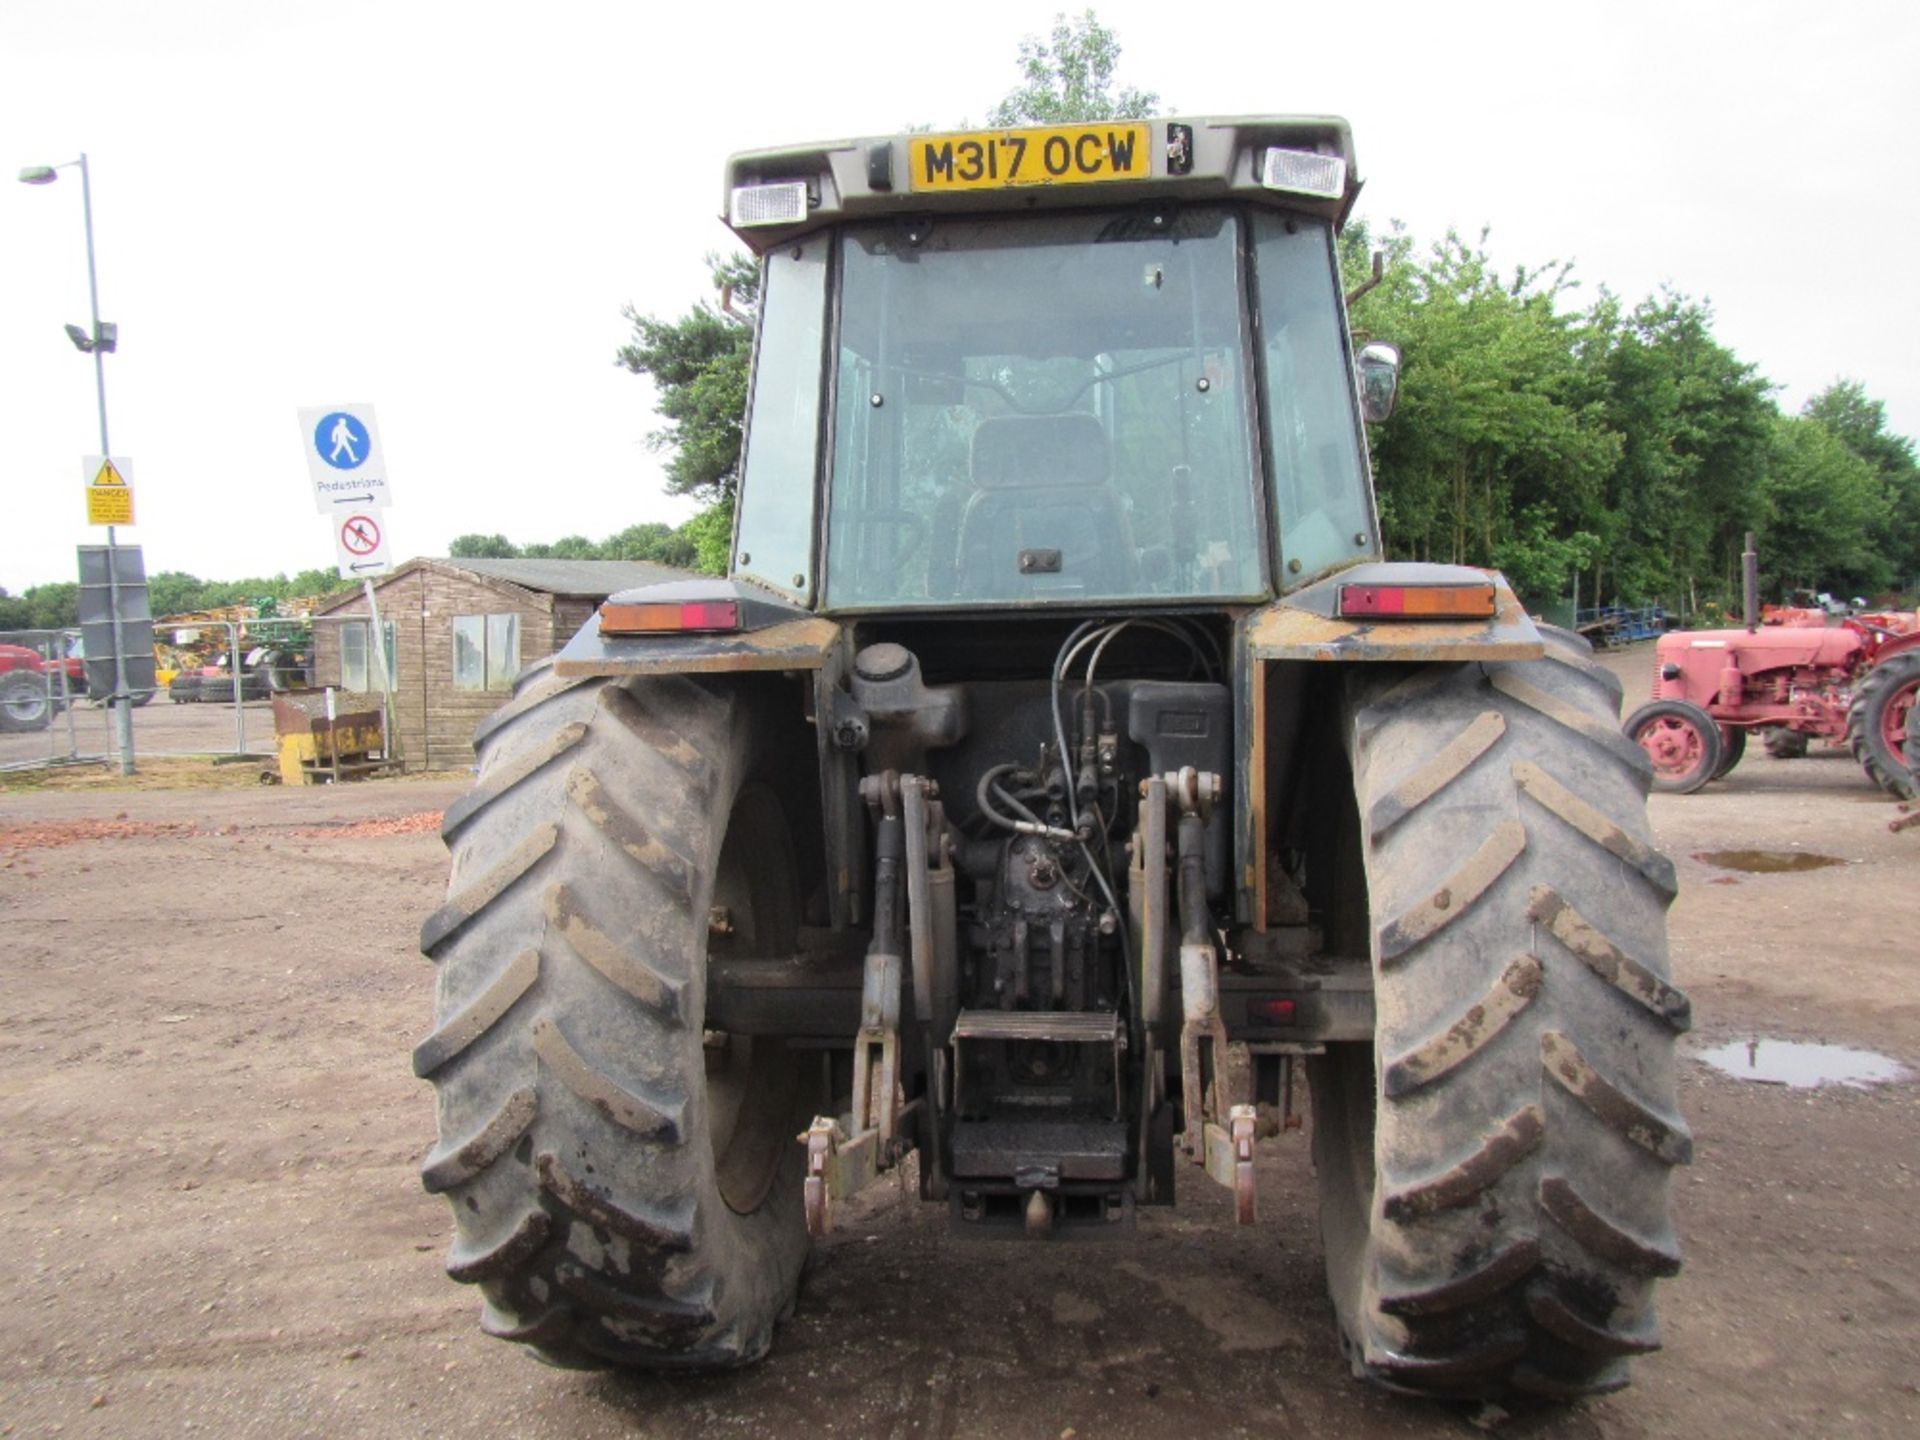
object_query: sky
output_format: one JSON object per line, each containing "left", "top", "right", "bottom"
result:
{"left": 2, "top": 0, "right": 1916, "bottom": 592}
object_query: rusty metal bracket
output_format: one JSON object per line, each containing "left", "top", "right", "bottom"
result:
{"left": 1178, "top": 940, "right": 1228, "bottom": 1160}
{"left": 802, "top": 1116, "right": 876, "bottom": 1238}
{"left": 1202, "top": 1104, "right": 1259, "bottom": 1224}
{"left": 850, "top": 947, "right": 902, "bottom": 1145}
{"left": 800, "top": 1102, "right": 921, "bottom": 1238}
{"left": 802, "top": 950, "right": 903, "bottom": 1238}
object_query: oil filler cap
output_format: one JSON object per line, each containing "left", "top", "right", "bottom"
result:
{"left": 854, "top": 642, "right": 914, "bottom": 684}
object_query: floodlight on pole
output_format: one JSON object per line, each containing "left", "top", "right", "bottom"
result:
{"left": 18, "top": 151, "right": 136, "bottom": 775}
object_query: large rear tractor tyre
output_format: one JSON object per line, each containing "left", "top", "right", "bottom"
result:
{"left": 1762, "top": 727, "right": 1809, "bottom": 760}
{"left": 1320, "top": 627, "right": 1691, "bottom": 1400}
{"left": 0, "top": 673, "right": 52, "bottom": 733}
{"left": 1847, "top": 652, "right": 1920, "bottom": 800}
{"left": 1623, "top": 698, "right": 1722, "bottom": 794}
{"left": 416, "top": 662, "right": 815, "bottom": 1369}
{"left": 1711, "top": 724, "right": 1746, "bottom": 780}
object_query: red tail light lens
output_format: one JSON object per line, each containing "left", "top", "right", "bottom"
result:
{"left": 1252, "top": 998, "right": 1297, "bottom": 1024}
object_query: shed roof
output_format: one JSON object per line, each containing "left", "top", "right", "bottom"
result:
{"left": 316, "top": 557, "right": 690, "bottom": 613}
{"left": 443, "top": 558, "right": 688, "bottom": 596}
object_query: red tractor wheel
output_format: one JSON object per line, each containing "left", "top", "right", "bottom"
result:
{"left": 1848, "top": 653, "right": 1920, "bottom": 800}
{"left": 1762, "top": 727, "right": 1810, "bottom": 760}
{"left": 1625, "top": 699, "right": 1724, "bottom": 794}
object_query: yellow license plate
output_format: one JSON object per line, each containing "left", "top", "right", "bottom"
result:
{"left": 908, "top": 122, "right": 1152, "bottom": 192}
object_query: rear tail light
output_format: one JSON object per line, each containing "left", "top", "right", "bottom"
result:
{"left": 1338, "top": 582, "right": 1496, "bottom": 619}
{"left": 599, "top": 600, "right": 740, "bottom": 635}
{"left": 1252, "top": 998, "right": 1297, "bottom": 1024}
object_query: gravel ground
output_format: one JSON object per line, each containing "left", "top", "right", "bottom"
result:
{"left": 2, "top": 643, "right": 1917, "bottom": 1438}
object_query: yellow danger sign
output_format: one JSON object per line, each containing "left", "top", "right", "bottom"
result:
{"left": 83, "top": 455, "right": 135, "bottom": 526}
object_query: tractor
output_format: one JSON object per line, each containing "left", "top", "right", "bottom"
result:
{"left": 1623, "top": 607, "right": 1920, "bottom": 796}
{"left": 418, "top": 116, "right": 1689, "bottom": 1401}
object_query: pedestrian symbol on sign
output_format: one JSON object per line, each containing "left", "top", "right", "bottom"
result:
{"left": 315, "top": 411, "right": 371, "bottom": 471}
{"left": 329, "top": 417, "right": 361, "bottom": 464}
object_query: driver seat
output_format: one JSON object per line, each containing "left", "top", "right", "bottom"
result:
{"left": 954, "top": 414, "right": 1134, "bottom": 599}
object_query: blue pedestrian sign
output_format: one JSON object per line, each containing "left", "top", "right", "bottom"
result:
{"left": 297, "top": 403, "right": 394, "bottom": 514}
{"left": 315, "top": 412, "right": 371, "bottom": 470}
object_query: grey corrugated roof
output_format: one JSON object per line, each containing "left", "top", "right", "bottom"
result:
{"left": 438, "top": 557, "right": 690, "bottom": 597}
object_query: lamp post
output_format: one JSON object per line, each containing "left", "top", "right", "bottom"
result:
{"left": 19, "top": 153, "right": 135, "bottom": 775}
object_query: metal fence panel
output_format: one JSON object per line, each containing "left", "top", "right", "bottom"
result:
{"left": 3, "top": 613, "right": 401, "bottom": 775}
{"left": 0, "top": 629, "right": 106, "bottom": 772}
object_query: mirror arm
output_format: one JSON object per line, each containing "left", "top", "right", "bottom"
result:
{"left": 1345, "top": 250, "right": 1385, "bottom": 308}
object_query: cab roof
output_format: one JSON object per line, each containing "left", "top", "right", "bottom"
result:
{"left": 721, "top": 114, "right": 1360, "bottom": 253}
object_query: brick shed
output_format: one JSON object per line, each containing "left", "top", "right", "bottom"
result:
{"left": 312, "top": 557, "right": 685, "bottom": 769}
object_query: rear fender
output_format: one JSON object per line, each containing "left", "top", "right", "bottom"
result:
{"left": 554, "top": 579, "right": 861, "bottom": 930}
{"left": 1245, "top": 563, "right": 1542, "bottom": 664}
{"left": 1237, "top": 564, "right": 1540, "bottom": 928}
{"left": 553, "top": 578, "right": 841, "bottom": 680}
{"left": 1870, "top": 631, "right": 1920, "bottom": 667}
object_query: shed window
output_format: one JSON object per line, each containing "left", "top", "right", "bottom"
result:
{"left": 453, "top": 613, "right": 521, "bottom": 691}
{"left": 340, "top": 620, "right": 397, "bottom": 692}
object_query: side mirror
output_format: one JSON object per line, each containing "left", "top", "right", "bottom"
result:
{"left": 1356, "top": 341, "right": 1401, "bottom": 423}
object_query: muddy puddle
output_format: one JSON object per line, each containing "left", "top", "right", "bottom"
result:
{"left": 1695, "top": 1038, "right": 1907, "bottom": 1089}
{"left": 1693, "top": 849, "right": 1847, "bottom": 873}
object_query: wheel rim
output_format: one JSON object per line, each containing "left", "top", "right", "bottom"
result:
{"left": 1879, "top": 678, "right": 1918, "bottom": 764}
{"left": 2, "top": 684, "right": 46, "bottom": 723}
{"left": 1637, "top": 715, "right": 1707, "bottom": 782}
{"left": 704, "top": 783, "right": 806, "bottom": 1215}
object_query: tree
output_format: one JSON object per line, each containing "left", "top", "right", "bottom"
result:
{"left": 1490, "top": 505, "right": 1602, "bottom": 607}
{"left": 616, "top": 253, "right": 757, "bottom": 506}
{"left": 1584, "top": 291, "right": 1773, "bottom": 607}
{"left": 605, "top": 522, "right": 698, "bottom": 569}
{"left": 987, "top": 10, "right": 1160, "bottom": 125}
{"left": 1762, "top": 414, "right": 1892, "bottom": 596}
{"left": 290, "top": 568, "right": 344, "bottom": 599}
{"left": 1360, "top": 230, "right": 1617, "bottom": 581}
{"left": 1804, "top": 380, "right": 1918, "bottom": 479}
{"left": 613, "top": 253, "right": 756, "bottom": 577}
{"left": 449, "top": 533, "right": 518, "bottom": 559}
{"left": 146, "top": 571, "right": 208, "bottom": 620}
{"left": 5, "top": 582, "right": 81, "bottom": 630}
{"left": 1803, "top": 380, "right": 1920, "bottom": 593}
{"left": 679, "top": 500, "right": 735, "bottom": 576}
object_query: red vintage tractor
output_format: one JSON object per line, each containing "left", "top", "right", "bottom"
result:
{"left": 1624, "top": 610, "right": 1920, "bottom": 796}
